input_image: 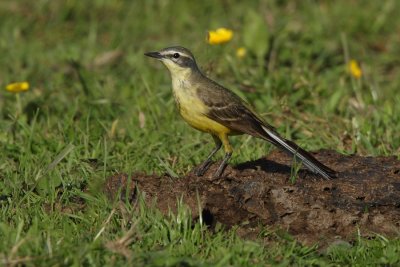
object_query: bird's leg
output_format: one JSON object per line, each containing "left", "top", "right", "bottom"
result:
{"left": 213, "top": 133, "right": 233, "bottom": 178}
{"left": 213, "top": 152, "right": 232, "bottom": 178}
{"left": 195, "top": 135, "right": 222, "bottom": 176}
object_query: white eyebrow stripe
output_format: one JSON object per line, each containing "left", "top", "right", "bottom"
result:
{"left": 163, "top": 50, "right": 191, "bottom": 58}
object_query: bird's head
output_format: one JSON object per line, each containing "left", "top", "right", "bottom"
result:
{"left": 144, "top": 46, "right": 198, "bottom": 76}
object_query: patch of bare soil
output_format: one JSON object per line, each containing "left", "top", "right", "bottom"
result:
{"left": 104, "top": 150, "right": 400, "bottom": 245}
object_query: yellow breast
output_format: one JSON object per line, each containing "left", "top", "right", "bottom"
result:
{"left": 171, "top": 77, "right": 231, "bottom": 135}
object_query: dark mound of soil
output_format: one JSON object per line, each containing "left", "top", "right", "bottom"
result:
{"left": 104, "top": 150, "right": 400, "bottom": 245}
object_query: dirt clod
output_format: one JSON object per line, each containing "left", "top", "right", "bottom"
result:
{"left": 104, "top": 150, "right": 400, "bottom": 245}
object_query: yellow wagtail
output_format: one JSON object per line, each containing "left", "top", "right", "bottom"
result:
{"left": 145, "top": 46, "right": 336, "bottom": 179}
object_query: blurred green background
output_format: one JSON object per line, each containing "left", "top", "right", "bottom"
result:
{"left": 0, "top": 0, "right": 399, "bottom": 265}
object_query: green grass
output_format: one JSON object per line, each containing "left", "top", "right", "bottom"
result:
{"left": 1, "top": 0, "right": 400, "bottom": 265}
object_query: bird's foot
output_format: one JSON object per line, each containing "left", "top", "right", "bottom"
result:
{"left": 195, "top": 159, "right": 212, "bottom": 176}
{"left": 212, "top": 161, "right": 228, "bottom": 179}
{"left": 211, "top": 152, "right": 232, "bottom": 179}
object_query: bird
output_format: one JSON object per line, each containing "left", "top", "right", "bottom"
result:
{"left": 144, "top": 46, "right": 336, "bottom": 179}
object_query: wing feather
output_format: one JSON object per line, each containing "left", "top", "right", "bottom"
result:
{"left": 195, "top": 77, "right": 273, "bottom": 139}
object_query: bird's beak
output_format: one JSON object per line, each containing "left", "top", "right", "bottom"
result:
{"left": 144, "top": 51, "right": 163, "bottom": 59}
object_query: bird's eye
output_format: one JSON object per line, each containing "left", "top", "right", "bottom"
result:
{"left": 173, "top": 53, "right": 180, "bottom": 58}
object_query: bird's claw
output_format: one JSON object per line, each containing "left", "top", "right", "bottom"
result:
{"left": 195, "top": 160, "right": 212, "bottom": 176}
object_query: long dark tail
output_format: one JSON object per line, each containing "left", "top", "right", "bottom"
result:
{"left": 261, "top": 125, "right": 336, "bottom": 179}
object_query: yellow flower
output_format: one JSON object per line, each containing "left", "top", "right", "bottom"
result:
{"left": 348, "top": 60, "right": 362, "bottom": 79}
{"left": 236, "top": 47, "right": 247, "bottom": 58}
{"left": 207, "top": 28, "right": 233, "bottom": 45}
{"left": 6, "top": 82, "right": 30, "bottom": 93}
